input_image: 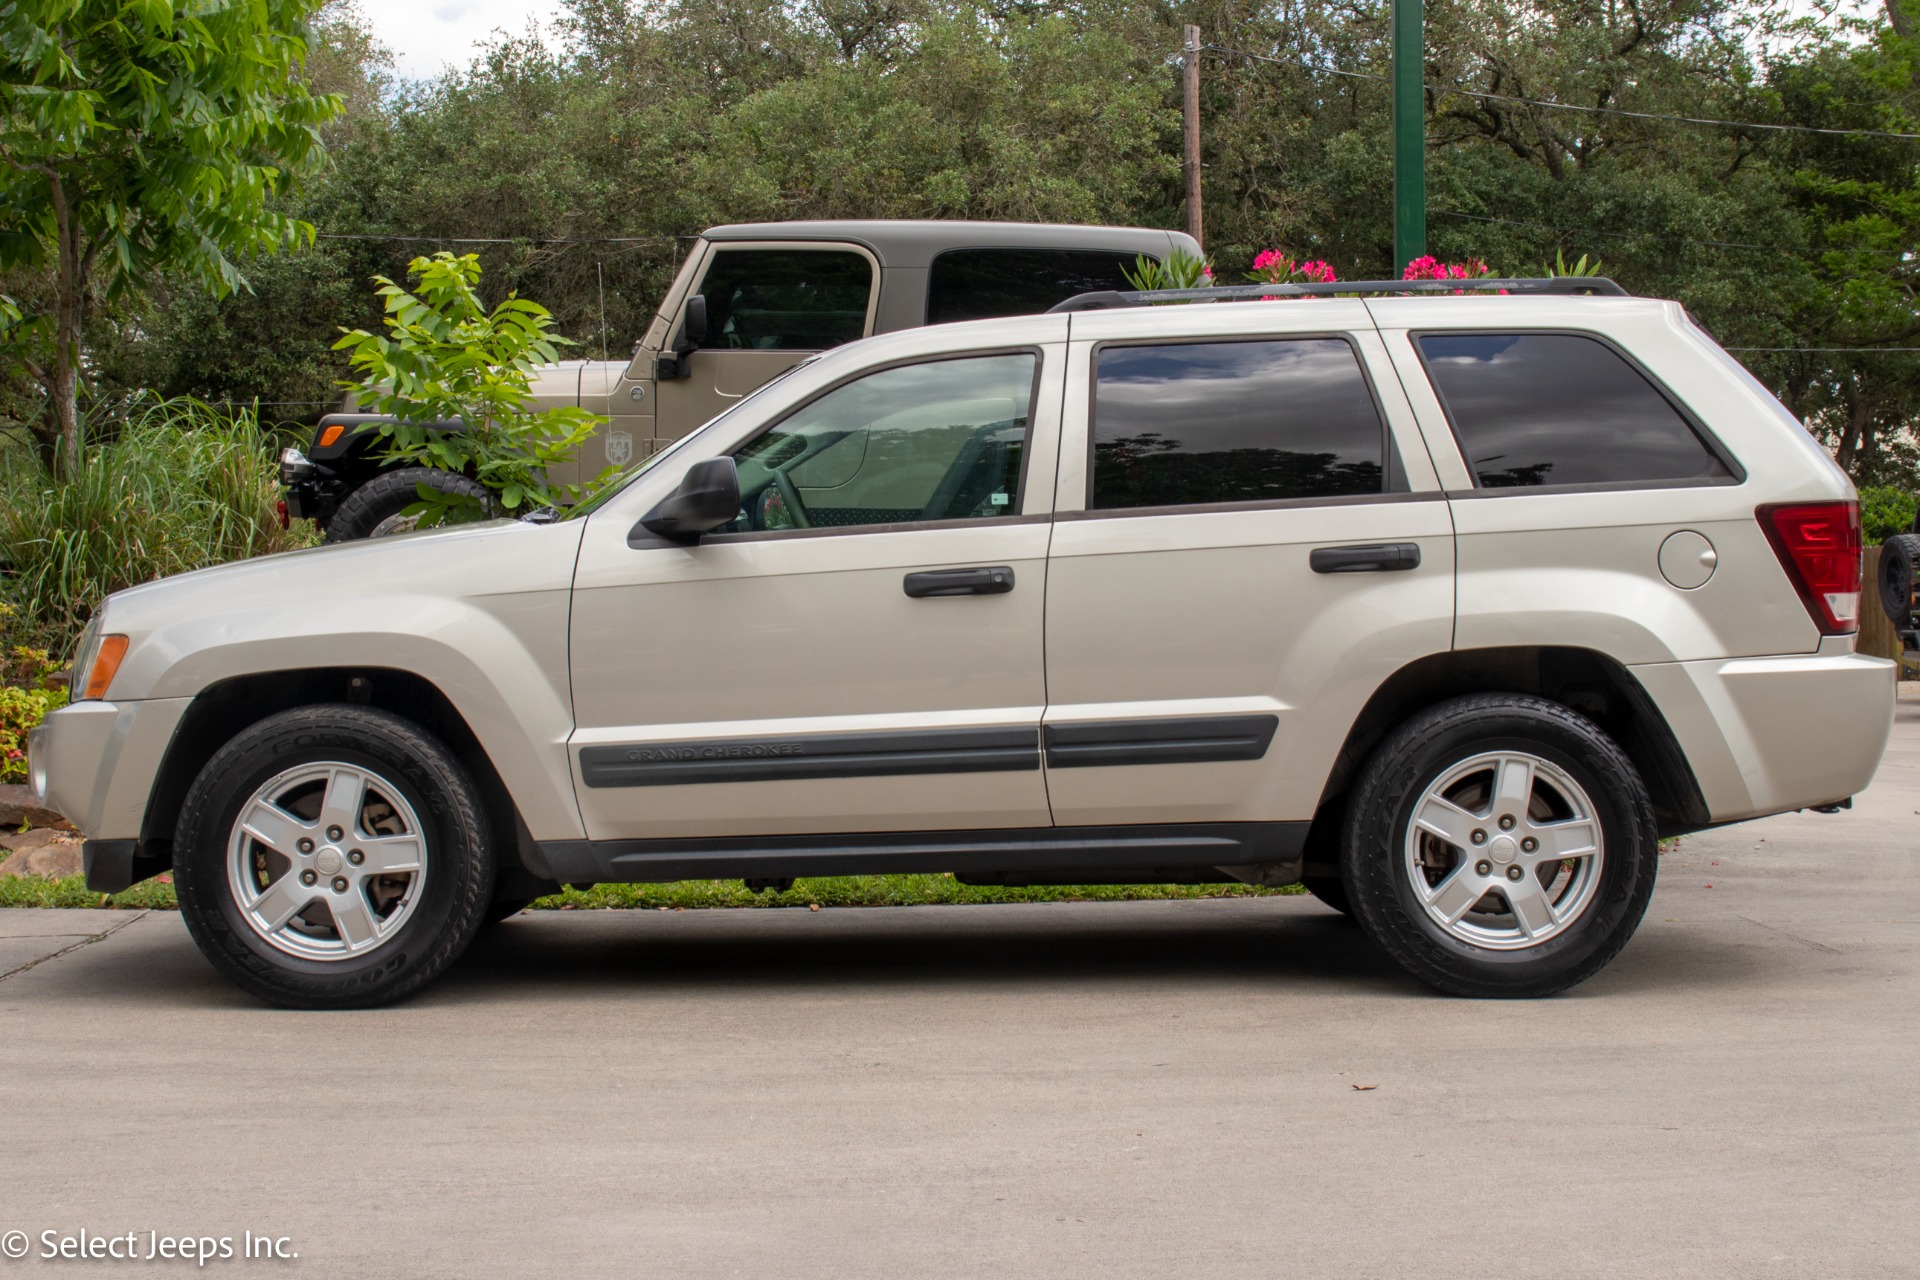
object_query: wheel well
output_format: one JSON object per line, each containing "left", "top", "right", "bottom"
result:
{"left": 142, "top": 668, "right": 546, "bottom": 888}
{"left": 1316, "top": 647, "right": 1711, "bottom": 838}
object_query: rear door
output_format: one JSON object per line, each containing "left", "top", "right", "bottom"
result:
{"left": 1042, "top": 302, "right": 1456, "bottom": 828}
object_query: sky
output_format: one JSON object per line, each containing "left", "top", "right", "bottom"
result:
{"left": 361, "top": 1, "right": 567, "bottom": 81}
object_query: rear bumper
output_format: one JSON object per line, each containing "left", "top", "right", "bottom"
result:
{"left": 1633, "top": 651, "right": 1895, "bottom": 823}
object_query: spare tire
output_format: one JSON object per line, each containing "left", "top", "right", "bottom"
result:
{"left": 1879, "top": 533, "right": 1920, "bottom": 622}
{"left": 324, "top": 467, "right": 494, "bottom": 543}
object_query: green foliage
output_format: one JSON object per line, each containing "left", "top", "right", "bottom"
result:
{"left": 1859, "top": 484, "right": 1917, "bottom": 543}
{"left": 334, "top": 252, "right": 610, "bottom": 523}
{"left": 0, "top": 614, "right": 64, "bottom": 783}
{"left": 1122, "top": 248, "right": 1216, "bottom": 293}
{"left": 1544, "top": 251, "right": 1606, "bottom": 278}
{"left": 0, "top": 0, "right": 342, "bottom": 469}
{"left": 0, "top": 397, "right": 316, "bottom": 655}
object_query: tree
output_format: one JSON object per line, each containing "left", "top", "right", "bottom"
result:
{"left": 0, "top": 0, "right": 342, "bottom": 474}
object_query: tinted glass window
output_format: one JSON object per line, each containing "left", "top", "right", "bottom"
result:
{"left": 928, "top": 249, "right": 1142, "bottom": 325}
{"left": 1418, "top": 333, "right": 1732, "bottom": 489}
{"left": 729, "top": 354, "right": 1036, "bottom": 532}
{"left": 698, "top": 249, "right": 872, "bottom": 351}
{"left": 1091, "top": 339, "right": 1385, "bottom": 510}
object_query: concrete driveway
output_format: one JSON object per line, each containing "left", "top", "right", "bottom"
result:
{"left": 3, "top": 702, "right": 1917, "bottom": 1279}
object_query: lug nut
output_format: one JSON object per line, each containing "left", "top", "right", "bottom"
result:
{"left": 300, "top": 870, "right": 317, "bottom": 886}
{"left": 348, "top": 850, "right": 364, "bottom": 866}
{"left": 1474, "top": 860, "right": 1491, "bottom": 876}
{"left": 332, "top": 876, "right": 349, "bottom": 893}
{"left": 326, "top": 825, "right": 344, "bottom": 841}
{"left": 297, "top": 838, "right": 314, "bottom": 853}
{"left": 1521, "top": 837, "right": 1538, "bottom": 853}
{"left": 1470, "top": 829, "right": 1487, "bottom": 845}
{"left": 1507, "top": 866, "right": 1524, "bottom": 881}
{"left": 1498, "top": 815, "right": 1516, "bottom": 831}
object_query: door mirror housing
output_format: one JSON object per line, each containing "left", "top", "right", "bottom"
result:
{"left": 657, "top": 294, "right": 708, "bottom": 380}
{"left": 635, "top": 457, "right": 740, "bottom": 544}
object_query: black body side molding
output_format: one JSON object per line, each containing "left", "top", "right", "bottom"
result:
{"left": 1043, "top": 716, "right": 1278, "bottom": 769}
{"left": 579, "top": 727, "right": 1039, "bottom": 788}
{"left": 537, "top": 822, "right": 1308, "bottom": 887}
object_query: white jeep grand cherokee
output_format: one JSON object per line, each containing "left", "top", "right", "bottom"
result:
{"left": 29, "top": 277, "right": 1894, "bottom": 1008}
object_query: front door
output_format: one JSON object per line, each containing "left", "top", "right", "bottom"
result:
{"left": 569, "top": 332, "right": 1066, "bottom": 842}
{"left": 651, "top": 243, "right": 880, "bottom": 447}
{"left": 1042, "top": 304, "right": 1456, "bottom": 828}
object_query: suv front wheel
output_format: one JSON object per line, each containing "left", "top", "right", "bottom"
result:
{"left": 1342, "top": 694, "right": 1658, "bottom": 998}
{"left": 173, "top": 706, "right": 496, "bottom": 1009}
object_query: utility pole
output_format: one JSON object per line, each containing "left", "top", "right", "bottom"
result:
{"left": 1391, "top": 0, "right": 1425, "bottom": 271}
{"left": 1182, "top": 24, "right": 1204, "bottom": 249}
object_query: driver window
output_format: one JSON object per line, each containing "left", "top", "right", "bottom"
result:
{"left": 727, "top": 353, "right": 1037, "bottom": 533}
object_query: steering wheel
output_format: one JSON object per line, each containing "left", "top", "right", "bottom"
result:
{"left": 771, "top": 468, "right": 813, "bottom": 529}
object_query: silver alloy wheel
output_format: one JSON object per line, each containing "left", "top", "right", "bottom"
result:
{"left": 225, "top": 762, "right": 428, "bottom": 961}
{"left": 1402, "top": 750, "right": 1605, "bottom": 951}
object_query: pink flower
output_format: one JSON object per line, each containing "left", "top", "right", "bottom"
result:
{"left": 1252, "top": 249, "right": 1284, "bottom": 271}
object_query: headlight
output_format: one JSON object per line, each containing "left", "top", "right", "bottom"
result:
{"left": 280, "top": 447, "right": 314, "bottom": 485}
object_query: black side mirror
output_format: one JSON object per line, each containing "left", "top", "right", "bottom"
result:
{"left": 635, "top": 457, "right": 740, "bottom": 543}
{"left": 658, "top": 295, "right": 709, "bottom": 380}
{"left": 682, "top": 294, "right": 708, "bottom": 348}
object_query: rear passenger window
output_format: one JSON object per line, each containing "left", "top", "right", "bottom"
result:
{"left": 928, "top": 249, "right": 1142, "bottom": 325}
{"left": 1417, "top": 333, "right": 1733, "bottom": 489}
{"left": 1090, "top": 339, "right": 1386, "bottom": 510}
{"left": 698, "top": 249, "right": 873, "bottom": 351}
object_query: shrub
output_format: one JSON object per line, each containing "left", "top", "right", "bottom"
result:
{"left": 0, "top": 622, "right": 65, "bottom": 784}
{"left": 1859, "top": 485, "right": 1916, "bottom": 544}
{"left": 0, "top": 396, "right": 316, "bottom": 656}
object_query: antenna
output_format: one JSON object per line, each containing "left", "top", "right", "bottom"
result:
{"left": 596, "top": 260, "right": 609, "bottom": 363}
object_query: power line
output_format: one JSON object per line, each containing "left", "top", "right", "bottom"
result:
{"left": 314, "top": 233, "right": 695, "bottom": 245}
{"left": 1206, "top": 43, "right": 1920, "bottom": 141}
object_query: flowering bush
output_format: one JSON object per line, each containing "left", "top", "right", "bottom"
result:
{"left": 1248, "top": 250, "right": 1338, "bottom": 285}
{"left": 1402, "top": 255, "right": 1493, "bottom": 282}
{"left": 0, "top": 611, "right": 66, "bottom": 785}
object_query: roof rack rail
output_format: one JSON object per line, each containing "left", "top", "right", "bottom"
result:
{"left": 1046, "top": 276, "right": 1629, "bottom": 313}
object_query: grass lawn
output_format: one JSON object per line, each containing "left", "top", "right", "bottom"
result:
{"left": 0, "top": 873, "right": 1302, "bottom": 911}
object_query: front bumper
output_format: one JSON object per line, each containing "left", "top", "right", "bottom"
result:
{"left": 29, "top": 697, "right": 194, "bottom": 842}
{"left": 1633, "top": 651, "right": 1895, "bottom": 824}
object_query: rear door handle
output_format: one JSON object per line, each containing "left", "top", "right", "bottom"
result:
{"left": 903, "top": 566, "right": 1016, "bottom": 598}
{"left": 1309, "top": 543, "right": 1422, "bottom": 574}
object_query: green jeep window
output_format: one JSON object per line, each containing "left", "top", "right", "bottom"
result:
{"left": 728, "top": 354, "right": 1037, "bottom": 532}
{"left": 697, "top": 249, "right": 873, "bottom": 351}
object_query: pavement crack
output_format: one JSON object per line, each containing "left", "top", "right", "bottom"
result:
{"left": 0, "top": 911, "right": 150, "bottom": 982}
{"left": 1739, "top": 915, "right": 1841, "bottom": 954}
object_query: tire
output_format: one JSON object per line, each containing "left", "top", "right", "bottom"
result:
{"left": 173, "top": 705, "right": 496, "bottom": 1009}
{"left": 1879, "top": 533, "right": 1920, "bottom": 623}
{"left": 1341, "top": 694, "right": 1658, "bottom": 999}
{"left": 323, "top": 467, "right": 493, "bottom": 543}
{"left": 1300, "top": 875, "right": 1353, "bottom": 917}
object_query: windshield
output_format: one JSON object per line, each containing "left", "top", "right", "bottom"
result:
{"left": 563, "top": 358, "right": 820, "bottom": 520}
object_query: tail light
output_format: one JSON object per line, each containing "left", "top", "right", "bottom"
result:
{"left": 1757, "top": 501, "right": 1861, "bottom": 635}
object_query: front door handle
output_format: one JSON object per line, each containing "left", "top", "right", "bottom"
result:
{"left": 903, "top": 566, "right": 1016, "bottom": 598}
{"left": 1309, "top": 543, "right": 1422, "bottom": 574}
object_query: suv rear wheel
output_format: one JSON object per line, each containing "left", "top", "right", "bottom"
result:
{"left": 1341, "top": 694, "right": 1658, "bottom": 998}
{"left": 173, "top": 706, "right": 495, "bottom": 1009}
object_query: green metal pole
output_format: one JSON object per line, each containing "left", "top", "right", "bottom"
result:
{"left": 1391, "top": 0, "right": 1426, "bottom": 273}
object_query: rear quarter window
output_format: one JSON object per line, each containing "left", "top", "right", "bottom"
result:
{"left": 928, "top": 249, "right": 1144, "bottom": 325}
{"left": 1416, "top": 332, "right": 1735, "bottom": 490}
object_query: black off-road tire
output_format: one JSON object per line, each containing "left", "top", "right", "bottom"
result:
{"left": 323, "top": 467, "right": 493, "bottom": 543}
{"left": 173, "top": 706, "right": 496, "bottom": 1009}
{"left": 1878, "top": 533, "right": 1920, "bottom": 623}
{"left": 1341, "top": 694, "right": 1658, "bottom": 999}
